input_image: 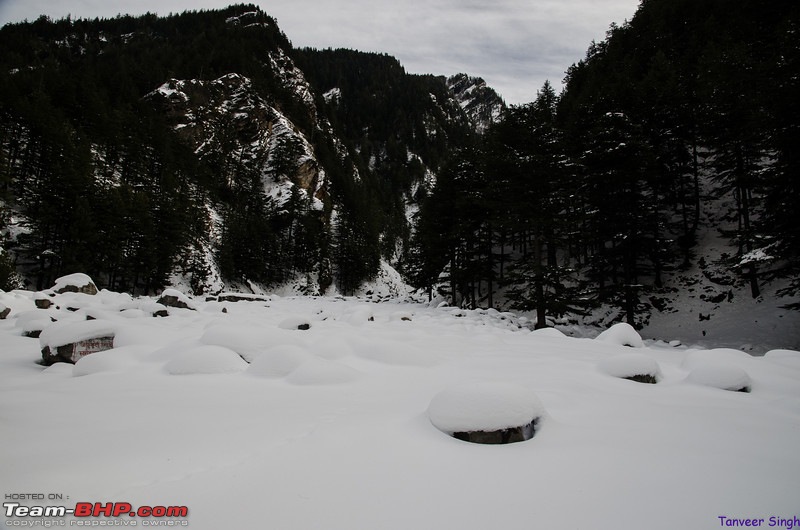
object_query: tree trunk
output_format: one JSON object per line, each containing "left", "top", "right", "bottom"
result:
{"left": 533, "top": 232, "right": 546, "bottom": 329}
{"left": 692, "top": 139, "right": 701, "bottom": 235}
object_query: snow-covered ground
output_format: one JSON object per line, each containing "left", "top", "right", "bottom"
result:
{"left": 2, "top": 282, "right": 800, "bottom": 529}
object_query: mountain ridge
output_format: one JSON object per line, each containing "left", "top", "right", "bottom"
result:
{"left": 0, "top": 4, "right": 505, "bottom": 295}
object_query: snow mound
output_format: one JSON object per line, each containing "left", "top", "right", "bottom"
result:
{"left": 532, "top": 327, "right": 568, "bottom": 338}
{"left": 311, "top": 339, "right": 354, "bottom": 360}
{"left": 285, "top": 358, "right": 360, "bottom": 385}
{"left": 119, "top": 309, "right": 148, "bottom": 319}
{"left": 681, "top": 348, "right": 753, "bottom": 371}
{"left": 763, "top": 349, "right": 800, "bottom": 370}
{"left": 157, "top": 288, "right": 197, "bottom": 310}
{"left": 598, "top": 353, "right": 662, "bottom": 382}
{"left": 39, "top": 320, "right": 117, "bottom": 350}
{"left": 52, "top": 273, "right": 97, "bottom": 294}
{"left": 389, "top": 311, "right": 413, "bottom": 322}
{"left": 164, "top": 345, "right": 248, "bottom": 375}
{"left": 595, "top": 323, "right": 644, "bottom": 348}
{"left": 15, "top": 311, "right": 55, "bottom": 332}
{"left": 278, "top": 316, "right": 312, "bottom": 330}
{"left": 73, "top": 348, "right": 137, "bottom": 376}
{"left": 686, "top": 365, "right": 752, "bottom": 392}
{"left": 341, "top": 307, "right": 374, "bottom": 325}
{"left": 0, "top": 290, "right": 36, "bottom": 314}
{"left": 352, "top": 339, "right": 436, "bottom": 366}
{"left": 247, "top": 345, "right": 313, "bottom": 378}
{"left": 200, "top": 325, "right": 282, "bottom": 362}
{"left": 427, "top": 381, "right": 545, "bottom": 434}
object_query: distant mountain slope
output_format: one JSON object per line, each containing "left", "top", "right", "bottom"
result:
{"left": 0, "top": 4, "right": 503, "bottom": 295}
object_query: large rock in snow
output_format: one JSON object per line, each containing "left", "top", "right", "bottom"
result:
{"left": 428, "top": 382, "right": 545, "bottom": 444}
{"left": 157, "top": 288, "right": 196, "bottom": 311}
{"left": 52, "top": 273, "right": 98, "bottom": 295}
{"left": 39, "top": 320, "right": 117, "bottom": 365}
{"left": 686, "top": 365, "right": 752, "bottom": 393}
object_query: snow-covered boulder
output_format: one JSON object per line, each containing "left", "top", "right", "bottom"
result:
{"left": 39, "top": 320, "right": 117, "bottom": 365}
{"left": 217, "top": 292, "right": 269, "bottom": 303}
{"left": 200, "top": 324, "right": 281, "bottom": 362}
{"left": 389, "top": 311, "right": 413, "bottom": 322}
{"left": 164, "top": 345, "right": 248, "bottom": 375}
{"left": 598, "top": 353, "right": 662, "bottom": 384}
{"left": 0, "top": 303, "right": 9, "bottom": 319}
{"left": 278, "top": 315, "right": 312, "bottom": 330}
{"left": 532, "top": 327, "right": 568, "bottom": 338}
{"left": 247, "top": 345, "right": 313, "bottom": 378}
{"left": 16, "top": 311, "right": 55, "bottom": 338}
{"left": 595, "top": 322, "right": 644, "bottom": 348}
{"left": 52, "top": 273, "right": 98, "bottom": 295}
{"left": 285, "top": 358, "right": 360, "bottom": 385}
{"left": 763, "top": 349, "right": 800, "bottom": 370}
{"left": 428, "top": 382, "right": 545, "bottom": 444}
{"left": 34, "top": 291, "right": 54, "bottom": 309}
{"left": 73, "top": 347, "right": 139, "bottom": 377}
{"left": 156, "top": 289, "right": 196, "bottom": 311}
{"left": 681, "top": 348, "right": 752, "bottom": 371}
{"left": 686, "top": 365, "right": 752, "bottom": 393}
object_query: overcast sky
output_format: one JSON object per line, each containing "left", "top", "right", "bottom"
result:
{"left": 0, "top": 0, "right": 641, "bottom": 104}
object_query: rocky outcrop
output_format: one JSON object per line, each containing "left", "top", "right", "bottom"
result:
{"left": 446, "top": 73, "right": 505, "bottom": 134}
{"left": 52, "top": 273, "right": 98, "bottom": 295}
{"left": 146, "top": 74, "right": 328, "bottom": 202}
{"left": 157, "top": 289, "right": 196, "bottom": 311}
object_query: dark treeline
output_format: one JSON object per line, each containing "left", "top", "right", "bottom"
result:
{"left": 293, "top": 47, "right": 478, "bottom": 271}
{"left": 410, "top": 0, "right": 800, "bottom": 327}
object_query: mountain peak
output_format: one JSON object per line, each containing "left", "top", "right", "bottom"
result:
{"left": 446, "top": 73, "right": 505, "bottom": 134}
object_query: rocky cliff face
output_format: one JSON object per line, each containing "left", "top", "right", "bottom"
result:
{"left": 146, "top": 73, "right": 328, "bottom": 205}
{"left": 447, "top": 73, "right": 506, "bottom": 134}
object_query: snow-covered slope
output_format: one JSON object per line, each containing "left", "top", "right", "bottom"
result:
{"left": 1, "top": 283, "right": 799, "bottom": 529}
{"left": 447, "top": 73, "right": 505, "bottom": 134}
{"left": 146, "top": 73, "right": 327, "bottom": 205}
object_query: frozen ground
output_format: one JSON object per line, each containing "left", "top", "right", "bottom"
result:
{"left": 1, "top": 285, "right": 800, "bottom": 530}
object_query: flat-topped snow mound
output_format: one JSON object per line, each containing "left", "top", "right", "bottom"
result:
{"left": 52, "top": 273, "right": 98, "bottom": 295}
{"left": 598, "top": 353, "right": 662, "bottom": 384}
{"left": 428, "top": 382, "right": 545, "bottom": 443}
{"left": 165, "top": 345, "right": 248, "bottom": 375}
{"left": 686, "top": 364, "right": 752, "bottom": 392}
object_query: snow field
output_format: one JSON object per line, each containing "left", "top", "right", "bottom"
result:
{"left": 1, "top": 286, "right": 799, "bottom": 530}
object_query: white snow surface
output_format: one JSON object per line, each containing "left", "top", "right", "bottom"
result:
{"left": 428, "top": 381, "right": 545, "bottom": 433}
{"left": 2, "top": 288, "right": 800, "bottom": 530}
